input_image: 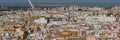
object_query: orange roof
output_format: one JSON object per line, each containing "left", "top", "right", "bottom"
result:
{"left": 60, "top": 31, "right": 72, "bottom": 36}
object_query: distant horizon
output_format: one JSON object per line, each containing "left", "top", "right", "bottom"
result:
{"left": 1, "top": 0, "right": 120, "bottom": 7}
{"left": 0, "top": 2, "right": 120, "bottom": 7}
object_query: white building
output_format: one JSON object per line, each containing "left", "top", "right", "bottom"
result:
{"left": 85, "top": 15, "right": 116, "bottom": 24}
{"left": 34, "top": 17, "right": 47, "bottom": 24}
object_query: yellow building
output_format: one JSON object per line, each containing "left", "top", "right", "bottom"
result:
{"left": 40, "top": 13, "right": 65, "bottom": 18}
{"left": 1, "top": 24, "right": 24, "bottom": 40}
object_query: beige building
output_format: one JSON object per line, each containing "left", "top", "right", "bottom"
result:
{"left": 1, "top": 23, "right": 24, "bottom": 40}
{"left": 87, "top": 35, "right": 96, "bottom": 40}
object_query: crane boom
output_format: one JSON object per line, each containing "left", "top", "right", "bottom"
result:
{"left": 28, "top": 0, "right": 35, "bottom": 8}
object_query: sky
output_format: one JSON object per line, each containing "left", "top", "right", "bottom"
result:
{"left": 0, "top": 0, "right": 120, "bottom": 7}
{"left": 0, "top": 0, "right": 120, "bottom": 3}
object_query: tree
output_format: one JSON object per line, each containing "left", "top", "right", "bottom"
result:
{"left": 106, "top": 13, "right": 113, "bottom": 16}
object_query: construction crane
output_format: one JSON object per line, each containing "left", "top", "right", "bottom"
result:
{"left": 27, "top": 0, "right": 35, "bottom": 16}
{"left": 27, "top": 0, "right": 35, "bottom": 8}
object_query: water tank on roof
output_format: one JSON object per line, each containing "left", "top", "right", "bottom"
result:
{"left": 2, "top": 32, "right": 10, "bottom": 38}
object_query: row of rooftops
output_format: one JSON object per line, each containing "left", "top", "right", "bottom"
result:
{"left": 0, "top": 6, "right": 120, "bottom": 40}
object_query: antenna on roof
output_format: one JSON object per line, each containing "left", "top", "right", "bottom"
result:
{"left": 27, "top": 0, "right": 35, "bottom": 8}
